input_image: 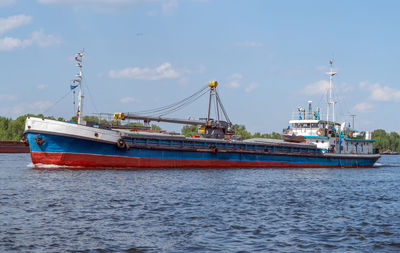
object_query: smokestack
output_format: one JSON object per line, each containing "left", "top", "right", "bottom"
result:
{"left": 308, "top": 101, "right": 312, "bottom": 120}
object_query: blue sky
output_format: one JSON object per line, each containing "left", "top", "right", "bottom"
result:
{"left": 0, "top": 0, "right": 399, "bottom": 133}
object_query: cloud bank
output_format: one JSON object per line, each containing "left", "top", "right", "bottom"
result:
{"left": 0, "top": 15, "right": 32, "bottom": 35}
{"left": 109, "top": 62, "right": 181, "bottom": 80}
{"left": 0, "top": 30, "right": 61, "bottom": 51}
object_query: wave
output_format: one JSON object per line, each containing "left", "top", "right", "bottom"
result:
{"left": 374, "top": 162, "right": 400, "bottom": 168}
{"left": 27, "top": 162, "right": 84, "bottom": 170}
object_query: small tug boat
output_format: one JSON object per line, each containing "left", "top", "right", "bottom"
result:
{"left": 24, "top": 54, "right": 380, "bottom": 169}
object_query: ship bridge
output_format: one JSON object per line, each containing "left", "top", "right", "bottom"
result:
{"left": 288, "top": 119, "right": 340, "bottom": 138}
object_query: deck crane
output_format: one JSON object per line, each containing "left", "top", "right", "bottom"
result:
{"left": 114, "top": 81, "right": 235, "bottom": 139}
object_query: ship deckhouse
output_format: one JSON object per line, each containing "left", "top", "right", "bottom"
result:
{"left": 284, "top": 60, "right": 376, "bottom": 155}
{"left": 288, "top": 119, "right": 339, "bottom": 152}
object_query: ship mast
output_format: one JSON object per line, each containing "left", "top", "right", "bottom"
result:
{"left": 326, "top": 59, "right": 336, "bottom": 123}
{"left": 73, "top": 51, "right": 84, "bottom": 124}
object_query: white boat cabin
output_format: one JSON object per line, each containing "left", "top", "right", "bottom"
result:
{"left": 286, "top": 119, "right": 375, "bottom": 154}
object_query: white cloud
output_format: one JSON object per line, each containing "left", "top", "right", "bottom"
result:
{"left": 368, "top": 83, "right": 400, "bottom": 102}
{"left": 0, "top": 15, "right": 32, "bottom": 35}
{"left": 0, "top": 30, "right": 61, "bottom": 51}
{"left": 29, "top": 30, "right": 61, "bottom": 47}
{"left": 0, "top": 37, "right": 24, "bottom": 51}
{"left": 245, "top": 82, "right": 260, "bottom": 93}
{"left": 120, "top": 97, "right": 135, "bottom": 103}
{"left": 225, "top": 73, "right": 242, "bottom": 88}
{"left": 354, "top": 102, "right": 373, "bottom": 112}
{"left": 303, "top": 80, "right": 329, "bottom": 95}
{"left": 227, "top": 80, "right": 240, "bottom": 88}
{"left": 0, "top": 0, "right": 16, "bottom": 7}
{"left": 108, "top": 62, "right": 181, "bottom": 80}
{"left": 359, "top": 81, "right": 368, "bottom": 88}
{"left": 234, "top": 41, "right": 263, "bottom": 48}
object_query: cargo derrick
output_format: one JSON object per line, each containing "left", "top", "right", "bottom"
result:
{"left": 114, "top": 81, "right": 235, "bottom": 139}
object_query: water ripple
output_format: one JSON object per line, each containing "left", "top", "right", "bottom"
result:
{"left": 0, "top": 154, "right": 399, "bottom": 252}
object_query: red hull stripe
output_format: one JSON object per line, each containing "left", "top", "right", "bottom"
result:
{"left": 30, "top": 152, "right": 367, "bottom": 169}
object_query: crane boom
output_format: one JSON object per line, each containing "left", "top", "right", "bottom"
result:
{"left": 115, "top": 113, "right": 208, "bottom": 126}
{"left": 113, "top": 81, "right": 235, "bottom": 139}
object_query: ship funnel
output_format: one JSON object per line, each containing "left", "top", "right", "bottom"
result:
{"left": 308, "top": 101, "right": 312, "bottom": 120}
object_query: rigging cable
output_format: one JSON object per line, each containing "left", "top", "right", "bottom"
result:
{"left": 84, "top": 78, "right": 99, "bottom": 114}
{"left": 157, "top": 88, "right": 210, "bottom": 116}
{"left": 42, "top": 88, "right": 72, "bottom": 115}
{"left": 216, "top": 92, "right": 231, "bottom": 123}
{"left": 130, "top": 84, "right": 209, "bottom": 116}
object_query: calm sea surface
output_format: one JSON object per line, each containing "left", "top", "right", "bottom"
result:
{"left": 1, "top": 154, "right": 400, "bottom": 252}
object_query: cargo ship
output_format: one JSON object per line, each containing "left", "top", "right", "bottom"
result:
{"left": 24, "top": 53, "right": 380, "bottom": 169}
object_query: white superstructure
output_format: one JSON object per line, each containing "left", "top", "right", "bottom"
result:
{"left": 284, "top": 60, "right": 375, "bottom": 155}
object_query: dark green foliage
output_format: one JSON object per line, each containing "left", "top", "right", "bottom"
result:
{"left": 0, "top": 114, "right": 56, "bottom": 141}
{"left": 181, "top": 125, "right": 198, "bottom": 137}
{"left": 234, "top": 124, "right": 281, "bottom": 140}
{"left": 233, "top": 124, "right": 252, "bottom": 140}
{"left": 180, "top": 123, "right": 282, "bottom": 140}
{"left": 373, "top": 129, "right": 400, "bottom": 152}
{"left": 151, "top": 124, "right": 162, "bottom": 131}
{"left": 125, "top": 122, "right": 144, "bottom": 127}
{"left": 252, "top": 131, "right": 281, "bottom": 139}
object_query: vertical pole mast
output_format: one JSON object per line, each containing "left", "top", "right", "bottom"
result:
{"left": 74, "top": 51, "right": 84, "bottom": 124}
{"left": 326, "top": 59, "right": 336, "bottom": 123}
{"left": 214, "top": 88, "right": 220, "bottom": 122}
{"left": 207, "top": 88, "right": 212, "bottom": 121}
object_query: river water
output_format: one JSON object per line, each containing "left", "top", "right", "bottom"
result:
{"left": 1, "top": 154, "right": 399, "bottom": 252}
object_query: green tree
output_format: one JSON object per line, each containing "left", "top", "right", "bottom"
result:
{"left": 233, "top": 124, "right": 252, "bottom": 140}
{"left": 151, "top": 124, "right": 161, "bottom": 131}
{"left": 181, "top": 125, "right": 198, "bottom": 137}
{"left": 389, "top": 132, "right": 400, "bottom": 152}
{"left": 373, "top": 129, "right": 389, "bottom": 151}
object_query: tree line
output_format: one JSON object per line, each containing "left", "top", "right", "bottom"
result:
{"left": 372, "top": 129, "right": 400, "bottom": 153}
{"left": 181, "top": 124, "right": 282, "bottom": 140}
{"left": 1, "top": 115, "right": 400, "bottom": 152}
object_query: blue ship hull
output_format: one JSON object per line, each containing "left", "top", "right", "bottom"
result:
{"left": 25, "top": 132, "right": 380, "bottom": 169}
